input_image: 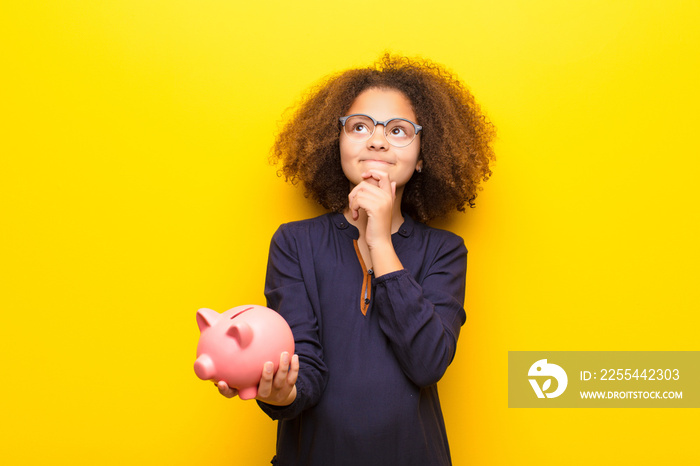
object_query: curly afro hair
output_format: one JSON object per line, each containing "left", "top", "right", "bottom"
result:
{"left": 270, "top": 53, "right": 496, "bottom": 223}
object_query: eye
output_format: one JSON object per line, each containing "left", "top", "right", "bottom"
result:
{"left": 352, "top": 123, "right": 370, "bottom": 134}
{"left": 387, "top": 121, "right": 413, "bottom": 138}
{"left": 389, "top": 126, "right": 408, "bottom": 137}
{"left": 345, "top": 115, "right": 374, "bottom": 136}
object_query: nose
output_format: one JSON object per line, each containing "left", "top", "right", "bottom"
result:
{"left": 367, "top": 124, "right": 389, "bottom": 150}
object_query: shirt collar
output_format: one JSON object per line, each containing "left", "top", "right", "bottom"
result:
{"left": 331, "top": 212, "right": 414, "bottom": 239}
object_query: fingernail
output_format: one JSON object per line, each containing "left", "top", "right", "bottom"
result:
{"left": 265, "top": 362, "right": 273, "bottom": 373}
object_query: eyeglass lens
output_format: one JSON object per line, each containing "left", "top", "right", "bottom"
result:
{"left": 344, "top": 115, "right": 416, "bottom": 147}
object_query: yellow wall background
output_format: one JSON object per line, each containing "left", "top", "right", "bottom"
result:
{"left": 2, "top": 1, "right": 698, "bottom": 464}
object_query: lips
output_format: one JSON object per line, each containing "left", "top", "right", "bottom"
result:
{"left": 360, "top": 159, "right": 394, "bottom": 165}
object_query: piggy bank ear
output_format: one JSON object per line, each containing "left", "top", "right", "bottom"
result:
{"left": 196, "top": 308, "right": 220, "bottom": 332}
{"left": 227, "top": 322, "right": 253, "bottom": 348}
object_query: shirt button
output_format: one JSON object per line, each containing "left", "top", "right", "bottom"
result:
{"left": 364, "top": 298, "right": 370, "bottom": 304}
{"left": 339, "top": 222, "right": 346, "bottom": 228}
{"left": 367, "top": 269, "right": 373, "bottom": 275}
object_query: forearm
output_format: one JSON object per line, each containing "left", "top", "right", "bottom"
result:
{"left": 368, "top": 239, "right": 404, "bottom": 277}
{"left": 373, "top": 236, "right": 467, "bottom": 387}
{"left": 373, "top": 269, "right": 463, "bottom": 387}
{"left": 259, "top": 225, "right": 329, "bottom": 420}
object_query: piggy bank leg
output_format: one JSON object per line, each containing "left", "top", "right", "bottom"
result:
{"left": 237, "top": 386, "right": 258, "bottom": 400}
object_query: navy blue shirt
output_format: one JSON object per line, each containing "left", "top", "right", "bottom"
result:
{"left": 258, "top": 212, "right": 467, "bottom": 466}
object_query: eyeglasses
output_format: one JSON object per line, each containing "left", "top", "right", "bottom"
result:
{"left": 339, "top": 114, "right": 422, "bottom": 148}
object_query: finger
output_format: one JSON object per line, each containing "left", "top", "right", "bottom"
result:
{"left": 351, "top": 190, "right": 388, "bottom": 221}
{"left": 364, "top": 170, "right": 392, "bottom": 193}
{"left": 287, "top": 354, "right": 300, "bottom": 385}
{"left": 348, "top": 190, "right": 361, "bottom": 220}
{"left": 273, "top": 352, "right": 291, "bottom": 389}
{"left": 361, "top": 171, "right": 381, "bottom": 187}
{"left": 257, "top": 361, "right": 275, "bottom": 398}
{"left": 217, "top": 381, "right": 238, "bottom": 398}
{"left": 350, "top": 190, "right": 370, "bottom": 218}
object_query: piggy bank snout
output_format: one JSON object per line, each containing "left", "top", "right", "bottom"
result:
{"left": 194, "top": 354, "right": 215, "bottom": 381}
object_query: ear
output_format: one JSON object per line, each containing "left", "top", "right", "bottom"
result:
{"left": 415, "top": 160, "right": 424, "bottom": 173}
{"left": 196, "top": 308, "right": 220, "bottom": 332}
{"left": 227, "top": 322, "right": 253, "bottom": 348}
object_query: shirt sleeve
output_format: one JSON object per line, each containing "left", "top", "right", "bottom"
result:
{"left": 372, "top": 234, "right": 467, "bottom": 387}
{"left": 256, "top": 224, "right": 328, "bottom": 420}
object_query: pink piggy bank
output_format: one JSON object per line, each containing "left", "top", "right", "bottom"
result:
{"left": 194, "top": 305, "right": 294, "bottom": 400}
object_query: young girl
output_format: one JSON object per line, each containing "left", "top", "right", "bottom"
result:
{"left": 218, "top": 54, "right": 495, "bottom": 465}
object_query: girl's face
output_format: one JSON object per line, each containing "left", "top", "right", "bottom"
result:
{"left": 339, "top": 87, "right": 422, "bottom": 190}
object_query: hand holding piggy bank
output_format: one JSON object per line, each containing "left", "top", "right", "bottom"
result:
{"left": 194, "top": 305, "right": 295, "bottom": 400}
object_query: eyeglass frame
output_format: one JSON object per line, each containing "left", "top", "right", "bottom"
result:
{"left": 338, "top": 114, "right": 423, "bottom": 148}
